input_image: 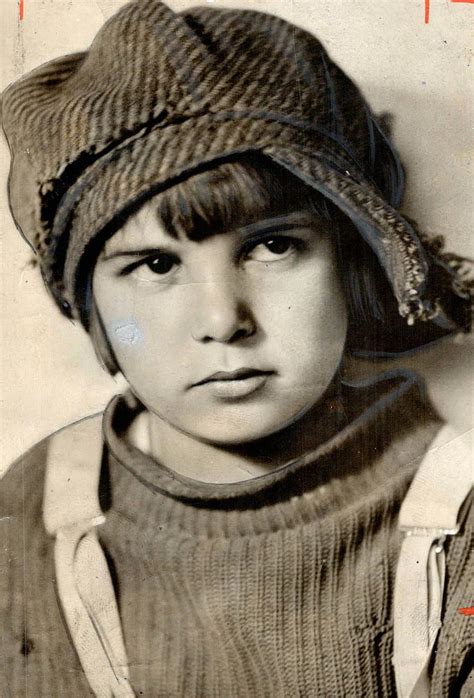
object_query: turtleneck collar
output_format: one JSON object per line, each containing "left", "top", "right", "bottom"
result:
{"left": 102, "top": 369, "right": 439, "bottom": 509}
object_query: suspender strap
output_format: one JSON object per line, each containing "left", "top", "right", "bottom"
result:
{"left": 393, "top": 426, "right": 473, "bottom": 698}
{"left": 43, "top": 416, "right": 134, "bottom": 697}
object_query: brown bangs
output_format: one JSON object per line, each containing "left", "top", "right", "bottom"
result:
{"left": 154, "top": 152, "right": 334, "bottom": 241}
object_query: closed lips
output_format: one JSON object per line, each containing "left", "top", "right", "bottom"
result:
{"left": 194, "top": 368, "right": 273, "bottom": 386}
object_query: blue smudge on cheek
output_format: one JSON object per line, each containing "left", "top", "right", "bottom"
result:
{"left": 111, "top": 320, "right": 144, "bottom": 346}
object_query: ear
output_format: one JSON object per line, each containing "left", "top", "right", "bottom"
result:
{"left": 88, "top": 300, "right": 121, "bottom": 375}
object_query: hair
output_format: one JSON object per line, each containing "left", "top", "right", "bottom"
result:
{"left": 89, "top": 152, "right": 400, "bottom": 374}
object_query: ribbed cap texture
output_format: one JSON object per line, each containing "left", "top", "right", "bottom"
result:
{"left": 1, "top": 0, "right": 472, "bottom": 344}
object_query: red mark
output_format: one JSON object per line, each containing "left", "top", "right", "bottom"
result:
{"left": 458, "top": 607, "right": 474, "bottom": 616}
{"left": 451, "top": 0, "right": 474, "bottom": 3}
{"left": 19, "top": 0, "right": 24, "bottom": 21}
{"left": 425, "top": 0, "right": 430, "bottom": 24}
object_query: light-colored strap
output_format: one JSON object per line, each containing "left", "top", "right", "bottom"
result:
{"left": 43, "top": 416, "right": 134, "bottom": 697}
{"left": 43, "top": 415, "right": 104, "bottom": 535}
{"left": 393, "top": 426, "right": 473, "bottom": 698}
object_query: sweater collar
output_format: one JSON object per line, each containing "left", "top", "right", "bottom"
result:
{"left": 102, "top": 369, "right": 436, "bottom": 508}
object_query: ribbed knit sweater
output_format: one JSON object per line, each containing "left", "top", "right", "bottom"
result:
{"left": 1, "top": 372, "right": 472, "bottom": 697}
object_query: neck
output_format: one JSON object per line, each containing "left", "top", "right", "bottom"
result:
{"left": 137, "top": 388, "right": 346, "bottom": 484}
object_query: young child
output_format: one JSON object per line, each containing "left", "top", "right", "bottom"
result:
{"left": 1, "top": 2, "right": 472, "bottom": 696}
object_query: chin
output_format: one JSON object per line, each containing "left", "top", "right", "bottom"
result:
{"left": 197, "top": 428, "right": 276, "bottom": 447}
{"left": 183, "top": 408, "right": 311, "bottom": 447}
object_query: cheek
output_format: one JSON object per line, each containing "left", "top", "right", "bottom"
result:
{"left": 114, "top": 318, "right": 174, "bottom": 362}
{"left": 104, "top": 315, "right": 149, "bottom": 385}
{"left": 97, "top": 288, "right": 185, "bottom": 387}
{"left": 254, "top": 262, "right": 348, "bottom": 370}
{"left": 107, "top": 318, "right": 145, "bottom": 349}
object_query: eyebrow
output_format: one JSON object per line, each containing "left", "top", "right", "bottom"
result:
{"left": 101, "top": 246, "right": 175, "bottom": 261}
{"left": 101, "top": 212, "right": 320, "bottom": 261}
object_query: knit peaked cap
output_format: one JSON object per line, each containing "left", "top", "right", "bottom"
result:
{"left": 2, "top": 0, "right": 471, "bottom": 352}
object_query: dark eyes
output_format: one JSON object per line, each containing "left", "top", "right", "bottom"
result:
{"left": 267, "top": 238, "right": 292, "bottom": 254}
{"left": 119, "top": 252, "right": 179, "bottom": 277}
{"left": 246, "top": 236, "right": 296, "bottom": 261}
{"left": 120, "top": 235, "right": 302, "bottom": 279}
{"left": 146, "top": 254, "right": 177, "bottom": 275}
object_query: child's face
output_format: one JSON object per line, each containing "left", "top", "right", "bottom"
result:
{"left": 93, "top": 197, "right": 348, "bottom": 445}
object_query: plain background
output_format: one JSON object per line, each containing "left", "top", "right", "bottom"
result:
{"left": 1, "top": 0, "right": 473, "bottom": 473}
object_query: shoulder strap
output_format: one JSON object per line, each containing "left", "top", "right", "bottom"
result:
{"left": 43, "top": 416, "right": 134, "bottom": 697}
{"left": 393, "top": 425, "right": 473, "bottom": 698}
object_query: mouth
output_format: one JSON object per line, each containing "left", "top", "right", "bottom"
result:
{"left": 193, "top": 368, "right": 274, "bottom": 399}
{"left": 194, "top": 368, "right": 274, "bottom": 386}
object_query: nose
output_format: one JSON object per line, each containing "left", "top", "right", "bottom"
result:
{"left": 191, "top": 280, "right": 256, "bottom": 344}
